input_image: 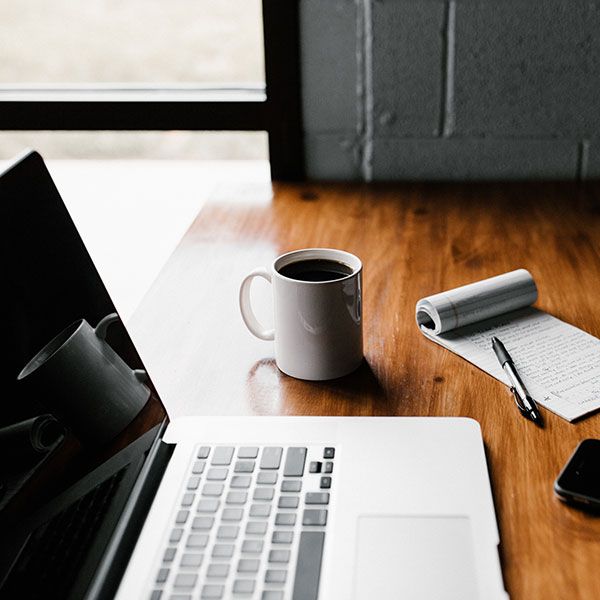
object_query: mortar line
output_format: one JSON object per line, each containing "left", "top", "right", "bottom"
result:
{"left": 360, "top": 0, "right": 373, "bottom": 181}
{"left": 439, "top": 0, "right": 456, "bottom": 137}
{"left": 356, "top": 0, "right": 366, "bottom": 178}
{"left": 577, "top": 139, "right": 590, "bottom": 181}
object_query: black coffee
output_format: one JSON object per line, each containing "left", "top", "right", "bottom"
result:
{"left": 278, "top": 258, "right": 353, "bottom": 282}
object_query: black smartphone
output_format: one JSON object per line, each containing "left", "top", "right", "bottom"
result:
{"left": 554, "top": 439, "right": 600, "bottom": 509}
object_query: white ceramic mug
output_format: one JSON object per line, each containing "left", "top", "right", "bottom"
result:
{"left": 239, "top": 248, "right": 363, "bottom": 380}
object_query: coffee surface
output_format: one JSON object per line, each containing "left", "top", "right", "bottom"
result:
{"left": 278, "top": 258, "right": 353, "bottom": 282}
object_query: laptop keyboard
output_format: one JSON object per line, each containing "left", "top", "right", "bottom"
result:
{"left": 2, "top": 466, "right": 127, "bottom": 599}
{"left": 150, "top": 445, "right": 335, "bottom": 600}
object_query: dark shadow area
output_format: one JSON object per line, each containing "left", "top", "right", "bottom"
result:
{"left": 555, "top": 496, "right": 600, "bottom": 518}
{"left": 309, "top": 358, "right": 386, "bottom": 401}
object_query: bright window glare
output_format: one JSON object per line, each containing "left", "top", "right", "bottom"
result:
{"left": 0, "top": 131, "right": 269, "bottom": 161}
{"left": 0, "top": 0, "right": 264, "bottom": 85}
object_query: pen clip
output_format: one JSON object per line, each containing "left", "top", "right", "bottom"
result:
{"left": 510, "top": 387, "right": 529, "bottom": 416}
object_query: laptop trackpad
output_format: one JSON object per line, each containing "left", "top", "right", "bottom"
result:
{"left": 354, "top": 515, "right": 479, "bottom": 600}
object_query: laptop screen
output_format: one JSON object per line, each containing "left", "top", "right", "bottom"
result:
{"left": 0, "top": 151, "right": 167, "bottom": 516}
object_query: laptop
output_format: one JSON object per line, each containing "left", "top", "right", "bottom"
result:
{"left": 0, "top": 151, "right": 508, "bottom": 600}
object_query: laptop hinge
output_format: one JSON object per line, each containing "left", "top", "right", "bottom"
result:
{"left": 84, "top": 418, "right": 174, "bottom": 600}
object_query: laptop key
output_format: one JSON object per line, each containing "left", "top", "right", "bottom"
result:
{"left": 231, "top": 475, "right": 251, "bottom": 488}
{"left": 186, "top": 534, "right": 209, "bottom": 548}
{"left": 278, "top": 496, "right": 299, "bottom": 509}
{"left": 308, "top": 462, "right": 321, "bottom": 474}
{"left": 174, "top": 573, "right": 197, "bottom": 588}
{"left": 249, "top": 504, "right": 271, "bottom": 518}
{"left": 238, "top": 446, "right": 259, "bottom": 458}
{"left": 281, "top": 480, "right": 301, "bottom": 492}
{"left": 192, "top": 516, "right": 214, "bottom": 530}
{"left": 212, "top": 544, "right": 235, "bottom": 558}
{"left": 292, "top": 531, "right": 325, "bottom": 600}
{"left": 323, "top": 461, "right": 333, "bottom": 474}
{"left": 233, "top": 579, "right": 255, "bottom": 594}
{"left": 241, "top": 539, "right": 263, "bottom": 553}
{"left": 257, "top": 471, "right": 278, "bottom": 484}
{"left": 234, "top": 460, "right": 255, "bottom": 473}
{"left": 175, "top": 510, "right": 189, "bottom": 524}
{"left": 320, "top": 476, "right": 331, "bottom": 489}
{"left": 150, "top": 590, "right": 162, "bottom": 600}
{"left": 170, "top": 528, "right": 184, "bottom": 543}
{"left": 197, "top": 446, "right": 211, "bottom": 459}
{"left": 245, "top": 521, "right": 268, "bottom": 535}
{"left": 201, "top": 584, "right": 224, "bottom": 599}
{"left": 253, "top": 487, "right": 274, "bottom": 501}
{"left": 238, "top": 559, "right": 260, "bottom": 573}
{"left": 163, "top": 547, "right": 177, "bottom": 562}
{"left": 265, "top": 569, "right": 287, "bottom": 583}
{"left": 156, "top": 568, "right": 169, "bottom": 583}
{"left": 268, "top": 549, "right": 290, "bottom": 563}
{"left": 197, "top": 498, "right": 220, "bottom": 513}
{"left": 202, "top": 483, "right": 224, "bottom": 497}
{"left": 181, "top": 493, "right": 195, "bottom": 507}
{"left": 207, "top": 468, "right": 228, "bottom": 480}
{"left": 323, "top": 447, "right": 335, "bottom": 459}
{"left": 302, "top": 509, "right": 327, "bottom": 526}
{"left": 262, "top": 592, "right": 283, "bottom": 600}
{"left": 275, "top": 513, "right": 296, "bottom": 526}
{"left": 180, "top": 553, "right": 203, "bottom": 568}
{"left": 283, "top": 447, "right": 307, "bottom": 477}
{"left": 192, "top": 461, "right": 206, "bottom": 474}
{"left": 217, "top": 525, "right": 240, "bottom": 539}
{"left": 226, "top": 491, "right": 248, "bottom": 505}
{"left": 187, "top": 476, "right": 201, "bottom": 490}
{"left": 212, "top": 447, "right": 234, "bottom": 465}
{"left": 206, "top": 563, "right": 230, "bottom": 578}
{"left": 260, "top": 447, "right": 283, "bottom": 469}
{"left": 272, "top": 530, "right": 293, "bottom": 544}
{"left": 305, "top": 492, "right": 330, "bottom": 505}
{"left": 222, "top": 508, "right": 244, "bottom": 521}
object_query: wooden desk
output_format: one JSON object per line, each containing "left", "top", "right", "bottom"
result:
{"left": 130, "top": 180, "right": 600, "bottom": 600}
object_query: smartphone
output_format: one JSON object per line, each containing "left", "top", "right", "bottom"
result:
{"left": 554, "top": 439, "right": 600, "bottom": 509}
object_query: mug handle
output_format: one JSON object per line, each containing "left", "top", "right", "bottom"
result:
{"left": 239, "top": 268, "right": 275, "bottom": 341}
{"left": 95, "top": 313, "right": 150, "bottom": 383}
{"left": 94, "top": 313, "right": 120, "bottom": 340}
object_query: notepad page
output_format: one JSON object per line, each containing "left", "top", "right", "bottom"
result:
{"left": 421, "top": 306, "right": 600, "bottom": 422}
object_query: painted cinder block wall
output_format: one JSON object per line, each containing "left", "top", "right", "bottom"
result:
{"left": 300, "top": 0, "right": 600, "bottom": 181}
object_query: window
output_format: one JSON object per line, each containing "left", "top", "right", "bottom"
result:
{"left": 0, "top": 0, "right": 303, "bottom": 179}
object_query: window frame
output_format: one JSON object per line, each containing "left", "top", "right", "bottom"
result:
{"left": 0, "top": 0, "right": 304, "bottom": 180}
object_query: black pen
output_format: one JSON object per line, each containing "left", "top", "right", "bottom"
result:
{"left": 491, "top": 337, "right": 543, "bottom": 426}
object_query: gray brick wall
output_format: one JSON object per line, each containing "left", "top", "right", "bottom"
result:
{"left": 300, "top": 0, "right": 600, "bottom": 181}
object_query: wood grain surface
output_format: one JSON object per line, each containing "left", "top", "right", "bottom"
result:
{"left": 130, "top": 180, "right": 600, "bottom": 600}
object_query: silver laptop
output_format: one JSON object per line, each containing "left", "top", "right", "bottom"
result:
{"left": 0, "top": 151, "right": 508, "bottom": 600}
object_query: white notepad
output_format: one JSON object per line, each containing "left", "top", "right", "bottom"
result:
{"left": 416, "top": 269, "right": 600, "bottom": 422}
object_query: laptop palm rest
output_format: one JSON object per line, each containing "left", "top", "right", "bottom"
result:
{"left": 354, "top": 515, "right": 479, "bottom": 600}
